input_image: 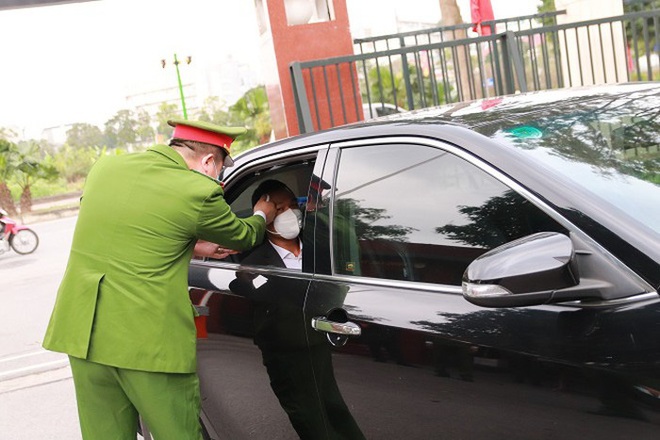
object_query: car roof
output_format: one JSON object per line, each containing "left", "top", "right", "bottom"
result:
{"left": 230, "top": 82, "right": 660, "bottom": 170}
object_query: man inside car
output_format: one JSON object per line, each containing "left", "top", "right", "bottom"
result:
{"left": 229, "top": 179, "right": 365, "bottom": 440}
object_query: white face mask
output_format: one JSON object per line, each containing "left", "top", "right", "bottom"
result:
{"left": 270, "top": 208, "right": 302, "bottom": 239}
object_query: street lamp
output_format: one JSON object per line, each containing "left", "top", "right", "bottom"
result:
{"left": 161, "top": 54, "right": 192, "bottom": 120}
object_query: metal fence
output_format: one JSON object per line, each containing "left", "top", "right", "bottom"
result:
{"left": 291, "top": 10, "right": 660, "bottom": 134}
{"left": 353, "top": 10, "right": 567, "bottom": 54}
{"left": 511, "top": 9, "right": 660, "bottom": 91}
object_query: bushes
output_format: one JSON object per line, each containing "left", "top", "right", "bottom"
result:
{"left": 0, "top": 139, "right": 130, "bottom": 213}
{"left": 52, "top": 145, "right": 104, "bottom": 183}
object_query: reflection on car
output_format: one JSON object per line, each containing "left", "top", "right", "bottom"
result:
{"left": 189, "top": 83, "right": 660, "bottom": 440}
{"left": 362, "top": 102, "right": 400, "bottom": 120}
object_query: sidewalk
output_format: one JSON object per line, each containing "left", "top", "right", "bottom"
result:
{"left": 0, "top": 372, "right": 81, "bottom": 440}
{"left": 18, "top": 192, "right": 81, "bottom": 225}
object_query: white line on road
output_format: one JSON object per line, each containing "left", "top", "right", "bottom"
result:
{"left": 0, "top": 349, "right": 52, "bottom": 363}
{"left": 0, "top": 359, "right": 69, "bottom": 381}
{"left": 0, "top": 364, "right": 72, "bottom": 394}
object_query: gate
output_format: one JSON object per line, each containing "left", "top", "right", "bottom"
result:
{"left": 290, "top": 10, "right": 660, "bottom": 134}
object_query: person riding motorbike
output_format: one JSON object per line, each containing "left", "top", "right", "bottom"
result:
{"left": 0, "top": 208, "right": 7, "bottom": 236}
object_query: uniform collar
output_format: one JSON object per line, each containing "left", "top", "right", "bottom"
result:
{"left": 148, "top": 144, "right": 224, "bottom": 185}
{"left": 148, "top": 144, "right": 188, "bottom": 169}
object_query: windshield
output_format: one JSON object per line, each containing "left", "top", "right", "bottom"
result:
{"left": 451, "top": 85, "right": 660, "bottom": 235}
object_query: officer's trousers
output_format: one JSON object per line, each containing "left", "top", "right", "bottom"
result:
{"left": 68, "top": 356, "right": 202, "bottom": 440}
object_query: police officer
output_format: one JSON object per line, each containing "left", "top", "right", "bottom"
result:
{"left": 43, "top": 119, "right": 280, "bottom": 440}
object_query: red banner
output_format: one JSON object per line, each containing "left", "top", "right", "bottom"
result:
{"left": 471, "top": 0, "right": 495, "bottom": 36}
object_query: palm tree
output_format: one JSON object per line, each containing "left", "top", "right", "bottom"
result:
{"left": 364, "top": 66, "right": 405, "bottom": 108}
{"left": 13, "top": 140, "right": 59, "bottom": 213}
{"left": 0, "top": 139, "right": 19, "bottom": 216}
{"left": 229, "top": 86, "right": 272, "bottom": 154}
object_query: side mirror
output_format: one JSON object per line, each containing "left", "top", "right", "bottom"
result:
{"left": 462, "top": 232, "right": 582, "bottom": 308}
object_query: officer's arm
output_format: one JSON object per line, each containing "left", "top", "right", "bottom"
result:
{"left": 193, "top": 240, "right": 240, "bottom": 259}
{"left": 195, "top": 187, "right": 267, "bottom": 252}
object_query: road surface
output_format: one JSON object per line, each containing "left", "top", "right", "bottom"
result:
{"left": 0, "top": 216, "right": 81, "bottom": 439}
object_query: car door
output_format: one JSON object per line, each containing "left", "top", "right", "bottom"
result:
{"left": 303, "top": 138, "right": 660, "bottom": 439}
{"left": 189, "top": 149, "right": 330, "bottom": 440}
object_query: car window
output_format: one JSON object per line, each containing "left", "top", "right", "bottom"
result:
{"left": 332, "top": 143, "right": 566, "bottom": 285}
{"left": 206, "top": 159, "right": 316, "bottom": 265}
{"left": 226, "top": 163, "right": 313, "bottom": 217}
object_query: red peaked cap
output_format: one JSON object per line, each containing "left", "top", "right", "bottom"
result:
{"left": 173, "top": 124, "right": 234, "bottom": 149}
{"left": 168, "top": 118, "right": 247, "bottom": 167}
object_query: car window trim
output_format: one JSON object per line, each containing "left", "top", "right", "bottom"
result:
{"left": 196, "top": 145, "right": 330, "bottom": 273}
{"left": 313, "top": 271, "right": 659, "bottom": 309}
{"left": 191, "top": 254, "right": 658, "bottom": 308}
{"left": 312, "top": 271, "right": 464, "bottom": 295}
{"left": 223, "top": 145, "right": 329, "bottom": 187}
{"left": 316, "top": 147, "right": 340, "bottom": 276}
{"left": 189, "top": 259, "right": 317, "bottom": 280}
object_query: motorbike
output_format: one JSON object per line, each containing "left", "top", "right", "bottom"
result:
{"left": 0, "top": 208, "right": 39, "bottom": 255}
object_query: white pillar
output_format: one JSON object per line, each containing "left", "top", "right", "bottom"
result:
{"left": 555, "top": 0, "right": 628, "bottom": 86}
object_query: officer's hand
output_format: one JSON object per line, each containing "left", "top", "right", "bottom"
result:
{"left": 253, "top": 194, "right": 280, "bottom": 224}
{"left": 193, "top": 240, "right": 239, "bottom": 259}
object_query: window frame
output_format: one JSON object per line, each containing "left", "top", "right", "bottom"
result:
{"left": 319, "top": 136, "right": 589, "bottom": 290}
{"left": 193, "top": 147, "right": 327, "bottom": 274}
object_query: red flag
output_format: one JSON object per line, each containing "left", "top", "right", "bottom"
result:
{"left": 471, "top": 0, "right": 495, "bottom": 36}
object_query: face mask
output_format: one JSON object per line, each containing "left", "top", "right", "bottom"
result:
{"left": 271, "top": 208, "right": 302, "bottom": 239}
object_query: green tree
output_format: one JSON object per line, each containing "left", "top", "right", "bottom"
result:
{"left": 52, "top": 144, "right": 102, "bottom": 183}
{"left": 408, "top": 63, "right": 451, "bottom": 108}
{"left": 624, "top": 0, "right": 660, "bottom": 59}
{"left": 363, "top": 64, "right": 450, "bottom": 111}
{"left": 624, "top": 0, "right": 660, "bottom": 13}
{"left": 197, "top": 96, "right": 232, "bottom": 126}
{"left": 104, "top": 109, "right": 140, "bottom": 149}
{"left": 135, "top": 109, "right": 155, "bottom": 146}
{"left": 0, "top": 139, "right": 19, "bottom": 215}
{"left": 66, "top": 123, "right": 104, "bottom": 149}
{"left": 228, "top": 86, "right": 272, "bottom": 154}
{"left": 364, "top": 66, "right": 405, "bottom": 108}
{"left": 0, "top": 127, "right": 18, "bottom": 142}
{"left": 12, "top": 140, "right": 59, "bottom": 213}
{"left": 536, "top": 0, "right": 557, "bottom": 26}
{"left": 155, "top": 102, "right": 180, "bottom": 142}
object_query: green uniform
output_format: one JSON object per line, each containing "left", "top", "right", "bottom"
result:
{"left": 43, "top": 144, "right": 265, "bottom": 438}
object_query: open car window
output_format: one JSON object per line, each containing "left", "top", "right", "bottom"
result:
{"left": 205, "top": 156, "right": 317, "bottom": 265}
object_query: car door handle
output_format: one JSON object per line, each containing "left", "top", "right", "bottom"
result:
{"left": 311, "top": 317, "right": 361, "bottom": 336}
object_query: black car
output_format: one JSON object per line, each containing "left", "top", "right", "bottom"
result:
{"left": 189, "top": 83, "right": 660, "bottom": 440}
